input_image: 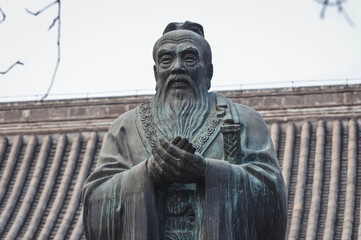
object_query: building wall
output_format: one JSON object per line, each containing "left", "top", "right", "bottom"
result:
{"left": 1, "top": 84, "right": 360, "bottom": 135}
{"left": 0, "top": 84, "right": 360, "bottom": 239}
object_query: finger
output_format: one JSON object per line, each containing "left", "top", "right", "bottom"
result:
{"left": 161, "top": 140, "right": 187, "bottom": 161}
{"left": 161, "top": 141, "right": 200, "bottom": 173}
{"left": 152, "top": 148, "right": 174, "bottom": 169}
{"left": 158, "top": 141, "right": 200, "bottom": 173}
{"left": 153, "top": 140, "right": 169, "bottom": 156}
{"left": 149, "top": 154, "right": 163, "bottom": 176}
{"left": 148, "top": 156, "right": 164, "bottom": 182}
{"left": 176, "top": 137, "right": 189, "bottom": 149}
{"left": 153, "top": 148, "right": 202, "bottom": 183}
{"left": 171, "top": 136, "right": 182, "bottom": 145}
{"left": 153, "top": 145, "right": 181, "bottom": 170}
{"left": 152, "top": 150, "right": 179, "bottom": 180}
{"left": 183, "top": 142, "right": 195, "bottom": 153}
{"left": 152, "top": 141, "right": 162, "bottom": 151}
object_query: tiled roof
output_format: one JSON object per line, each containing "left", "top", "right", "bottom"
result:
{"left": 0, "top": 85, "right": 360, "bottom": 239}
{"left": 0, "top": 133, "right": 103, "bottom": 239}
{"left": 272, "top": 119, "right": 360, "bottom": 239}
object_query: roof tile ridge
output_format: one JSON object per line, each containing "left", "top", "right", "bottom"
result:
{"left": 270, "top": 123, "right": 280, "bottom": 156}
{"left": 343, "top": 119, "right": 357, "bottom": 239}
{"left": 306, "top": 120, "right": 326, "bottom": 239}
{"left": 0, "top": 135, "right": 22, "bottom": 205}
{"left": 23, "top": 134, "right": 67, "bottom": 240}
{"left": 6, "top": 135, "right": 52, "bottom": 239}
{"left": 288, "top": 121, "right": 311, "bottom": 240}
{"left": 38, "top": 133, "right": 82, "bottom": 239}
{"left": 68, "top": 133, "right": 107, "bottom": 240}
{"left": 0, "top": 135, "right": 37, "bottom": 236}
{"left": 54, "top": 132, "right": 97, "bottom": 240}
{"left": 0, "top": 136, "right": 8, "bottom": 166}
{"left": 323, "top": 120, "right": 342, "bottom": 240}
{"left": 282, "top": 122, "right": 296, "bottom": 195}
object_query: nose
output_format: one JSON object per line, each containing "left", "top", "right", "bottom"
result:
{"left": 171, "top": 57, "right": 185, "bottom": 75}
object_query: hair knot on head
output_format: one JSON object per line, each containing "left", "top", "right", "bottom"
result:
{"left": 163, "top": 21, "right": 205, "bottom": 38}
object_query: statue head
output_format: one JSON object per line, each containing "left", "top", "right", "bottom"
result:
{"left": 153, "top": 21, "right": 213, "bottom": 102}
{"left": 151, "top": 22, "right": 214, "bottom": 141}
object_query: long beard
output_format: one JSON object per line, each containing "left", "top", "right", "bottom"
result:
{"left": 152, "top": 75, "right": 211, "bottom": 141}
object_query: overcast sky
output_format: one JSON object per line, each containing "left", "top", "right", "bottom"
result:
{"left": 0, "top": 0, "right": 360, "bottom": 102}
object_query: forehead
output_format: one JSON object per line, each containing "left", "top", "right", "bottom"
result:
{"left": 157, "top": 40, "right": 201, "bottom": 53}
{"left": 153, "top": 30, "right": 210, "bottom": 61}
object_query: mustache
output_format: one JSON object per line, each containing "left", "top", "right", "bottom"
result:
{"left": 166, "top": 74, "right": 194, "bottom": 88}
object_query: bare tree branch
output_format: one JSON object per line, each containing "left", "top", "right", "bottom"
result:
{"left": 48, "top": 16, "right": 59, "bottom": 30}
{"left": 315, "top": 0, "right": 347, "bottom": 6}
{"left": 0, "top": 7, "right": 5, "bottom": 23}
{"left": 0, "top": 7, "right": 23, "bottom": 75}
{"left": 26, "top": 0, "right": 61, "bottom": 101}
{"left": 320, "top": 0, "right": 328, "bottom": 18}
{"left": 25, "top": 1, "right": 58, "bottom": 16}
{"left": 40, "top": 0, "right": 61, "bottom": 101}
{"left": 0, "top": 61, "right": 24, "bottom": 74}
{"left": 336, "top": 0, "right": 355, "bottom": 26}
{"left": 41, "top": 17, "right": 60, "bottom": 101}
{"left": 315, "top": 0, "right": 354, "bottom": 26}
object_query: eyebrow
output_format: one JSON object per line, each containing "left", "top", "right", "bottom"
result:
{"left": 157, "top": 49, "right": 172, "bottom": 59}
{"left": 180, "top": 47, "right": 199, "bottom": 56}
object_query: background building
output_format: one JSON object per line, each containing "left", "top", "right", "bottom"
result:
{"left": 0, "top": 84, "right": 360, "bottom": 239}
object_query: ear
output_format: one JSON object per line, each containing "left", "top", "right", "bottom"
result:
{"left": 153, "top": 65, "right": 158, "bottom": 82}
{"left": 206, "top": 63, "right": 213, "bottom": 90}
{"left": 207, "top": 63, "right": 213, "bottom": 80}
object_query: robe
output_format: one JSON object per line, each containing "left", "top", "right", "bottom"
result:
{"left": 82, "top": 93, "right": 287, "bottom": 240}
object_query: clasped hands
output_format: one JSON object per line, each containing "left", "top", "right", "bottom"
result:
{"left": 147, "top": 136, "right": 206, "bottom": 185}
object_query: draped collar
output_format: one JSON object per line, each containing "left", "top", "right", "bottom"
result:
{"left": 135, "top": 92, "right": 232, "bottom": 156}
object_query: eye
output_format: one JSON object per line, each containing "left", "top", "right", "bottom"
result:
{"left": 184, "top": 54, "right": 197, "bottom": 65}
{"left": 160, "top": 55, "right": 172, "bottom": 65}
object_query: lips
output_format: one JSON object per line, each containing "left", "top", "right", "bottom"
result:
{"left": 170, "top": 80, "right": 189, "bottom": 88}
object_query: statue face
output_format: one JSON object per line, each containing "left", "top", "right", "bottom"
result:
{"left": 154, "top": 33, "right": 211, "bottom": 102}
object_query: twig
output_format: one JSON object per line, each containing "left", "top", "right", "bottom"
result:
{"left": 26, "top": 0, "right": 61, "bottom": 101}
{"left": 337, "top": 0, "right": 354, "bottom": 26}
{"left": 0, "top": 7, "right": 5, "bottom": 23}
{"left": 40, "top": 1, "right": 61, "bottom": 101}
{"left": 0, "top": 61, "right": 24, "bottom": 74}
{"left": 48, "top": 16, "right": 59, "bottom": 30}
{"left": 0, "top": 8, "right": 23, "bottom": 75}
{"left": 25, "top": 1, "right": 57, "bottom": 16}
{"left": 320, "top": 0, "right": 329, "bottom": 18}
{"left": 314, "top": 0, "right": 354, "bottom": 26}
{"left": 315, "top": 0, "right": 346, "bottom": 7}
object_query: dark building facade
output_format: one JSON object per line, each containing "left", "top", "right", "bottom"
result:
{"left": 0, "top": 84, "right": 360, "bottom": 239}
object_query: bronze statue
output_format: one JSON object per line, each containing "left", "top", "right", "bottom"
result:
{"left": 82, "top": 21, "right": 287, "bottom": 240}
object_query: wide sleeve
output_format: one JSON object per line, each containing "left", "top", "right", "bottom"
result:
{"left": 82, "top": 110, "right": 160, "bottom": 240}
{"left": 201, "top": 104, "right": 287, "bottom": 240}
